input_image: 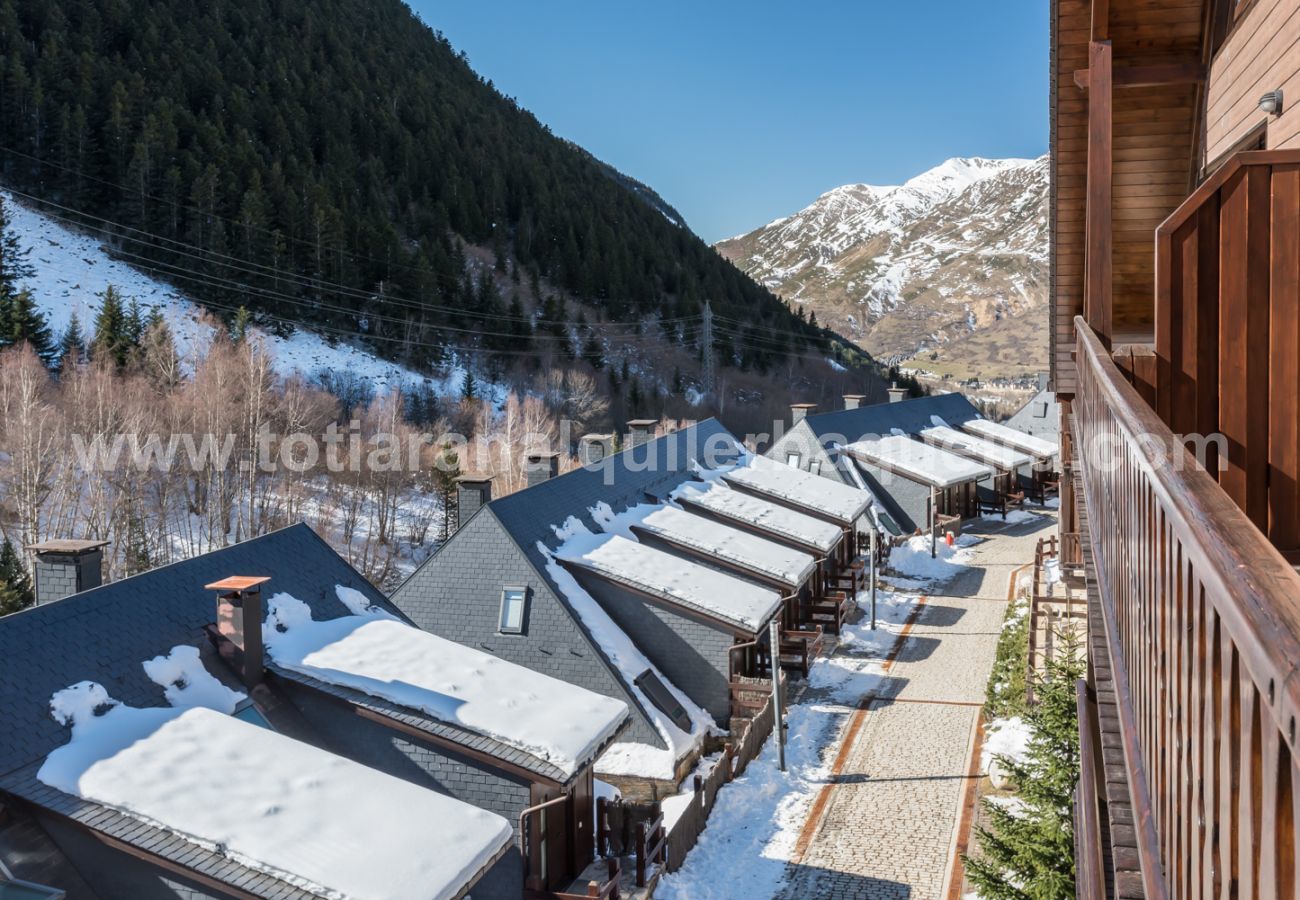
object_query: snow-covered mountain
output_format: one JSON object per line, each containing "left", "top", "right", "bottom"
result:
{"left": 716, "top": 156, "right": 1048, "bottom": 377}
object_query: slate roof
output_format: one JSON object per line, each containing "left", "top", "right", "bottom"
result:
{"left": 794, "top": 392, "right": 982, "bottom": 445}
{"left": 489, "top": 418, "right": 744, "bottom": 564}
{"left": 0, "top": 523, "right": 394, "bottom": 780}
{"left": 270, "top": 664, "right": 624, "bottom": 785}
{"left": 1, "top": 763, "right": 318, "bottom": 900}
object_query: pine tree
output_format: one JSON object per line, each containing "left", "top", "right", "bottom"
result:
{"left": 125, "top": 297, "right": 146, "bottom": 345}
{"left": 6, "top": 289, "right": 55, "bottom": 364}
{"left": 461, "top": 368, "right": 478, "bottom": 402}
{"left": 0, "top": 196, "right": 34, "bottom": 307}
{"left": 0, "top": 538, "right": 34, "bottom": 616}
{"left": 92, "top": 285, "right": 130, "bottom": 367}
{"left": 230, "top": 306, "right": 253, "bottom": 344}
{"left": 431, "top": 442, "right": 462, "bottom": 541}
{"left": 963, "top": 636, "right": 1083, "bottom": 899}
{"left": 59, "top": 312, "right": 87, "bottom": 367}
{"left": 123, "top": 506, "right": 152, "bottom": 576}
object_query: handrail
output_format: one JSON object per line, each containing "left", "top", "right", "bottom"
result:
{"left": 518, "top": 793, "right": 569, "bottom": 886}
{"left": 1076, "top": 316, "right": 1300, "bottom": 737}
{"left": 1074, "top": 315, "right": 1300, "bottom": 897}
{"left": 1155, "top": 149, "right": 1300, "bottom": 238}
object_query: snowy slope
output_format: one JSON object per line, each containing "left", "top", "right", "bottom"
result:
{"left": 6, "top": 192, "right": 465, "bottom": 394}
{"left": 716, "top": 157, "right": 1048, "bottom": 377}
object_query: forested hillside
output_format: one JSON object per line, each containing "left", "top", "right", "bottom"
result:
{"left": 0, "top": 0, "right": 851, "bottom": 388}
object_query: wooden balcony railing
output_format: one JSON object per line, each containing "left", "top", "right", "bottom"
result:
{"left": 1074, "top": 314, "right": 1300, "bottom": 898}
{"left": 1152, "top": 149, "right": 1300, "bottom": 558}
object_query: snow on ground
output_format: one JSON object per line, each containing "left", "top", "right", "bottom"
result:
{"left": 656, "top": 585, "right": 921, "bottom": 897}
{"left": 984, "top": 508, "right": 1044, "bottom": 526}
{"left": 38, "top": 682, "right": 511, "bottom": 900}
{"left": 6, "top": 191, "right": 490, "bottom": 399}
{"left": 982, "top": 716, "right": 1033, "bottom": 773}
{"left": 887, "top": 534, "right": 976, "bottom": 584}
{"left": 262, "top": 590, "right": 628, "bottom": 778}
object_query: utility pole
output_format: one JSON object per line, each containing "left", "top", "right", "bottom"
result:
{"left": 701, "top": 301, "right": 715, "bottom": 398}
{"left": 869, "top": 526, "right": 878, "bottom": 630}
{"left": 769, "top": 618, "right": 785, "bottom": 772}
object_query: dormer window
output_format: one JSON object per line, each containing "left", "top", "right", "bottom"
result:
{"left": 498, "top": 587, "right": 529, "bottom": 634}
{"left": 808, "top": 460, "right": 822, "bottom": 475}
{"left": 785, "top": 451, "right": 801, "bottom": 468}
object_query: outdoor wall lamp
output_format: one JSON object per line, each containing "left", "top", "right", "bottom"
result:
{"left": 1259, "top": 89, "right": 1284, "bottom": 116}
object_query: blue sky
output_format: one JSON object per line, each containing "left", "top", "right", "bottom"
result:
{"left": 410, "top": 2, "right": 1048, "bottom": 243}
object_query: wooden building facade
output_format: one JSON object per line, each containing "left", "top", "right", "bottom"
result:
{"left": 1053, "top": 0, "right": 1300, "bottom": 896}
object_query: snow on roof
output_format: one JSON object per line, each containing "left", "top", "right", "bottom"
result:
{"left": 960, "top": 417, "right": 1059, "bottom": 460}
{"left": 919, "top": 424, "right": 1033, "bottom": 470}
{"left": 264, "top": 589, "right": 629, "bottom": 779}
{"left": 38, "top": 684, "right": 511, "bottom": 900}
{"left": 843, "top": 435, "right": 993, "bottom": 488}
{"left": 632, "top": 505, "right": 816, "bottom": 588}
{"left": 556, "top": 534, "right": 783, "bottom": 633}
{"left": 541, "top": 537, "right": 712, "bottom": 781}
{"left": 672, "top": 481, "right": 843, "bottom": 553}
{"left": 722, "top": 458, "right": 872, "bottom": 524}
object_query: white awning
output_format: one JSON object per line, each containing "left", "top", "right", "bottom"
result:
{"left": 919, "top": 425, "right": 1033, "bottom": 471}
{"left": 959, "top": 418, "right": 1059, "bottom": 461}
{"left": 842, "top": 435, "right": 994, "bottom": 489}
{"left": 632, "top": 505, "right": 816, "bottom": 588}
{"left": 558, "top": 534, "right": 784, "bottom": 633}
{"left": 722, "top": 458, "right": 872, "bottom": 524}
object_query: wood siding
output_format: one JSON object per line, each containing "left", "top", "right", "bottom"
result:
{"left": 1205, "top": 0, "right": 1300, "bottom": 164}
{"left": 1052, "top": 0, "right": 1202, "bottom": 397}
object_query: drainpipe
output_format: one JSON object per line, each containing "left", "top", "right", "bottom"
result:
{"left": 769, "top": 618, "right": 786, "bottom": 772}
{"left": 931, "top": 486, "right": 938, "bottom": 559}
{"left": 518, "top": 793, "right": 570, "bottom": 885}
{"left": 869, "top": 526, "right": 879, "bottom": 631}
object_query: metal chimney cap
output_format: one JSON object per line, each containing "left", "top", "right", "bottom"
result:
{"left": 27, "top": 539, "right": 110, "bottom": 554}
{"left": 626, "top": 419, "right": 658, "bottom": 428}
{"left": 205, "top": 576, "right": 271, "bottom": 592}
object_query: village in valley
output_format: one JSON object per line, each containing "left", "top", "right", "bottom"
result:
{"left": 3, "top": 1, "right": 1300, "bottom": 899}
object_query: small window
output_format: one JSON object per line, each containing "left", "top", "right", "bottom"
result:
{"left": 634, "top": 670, "right": 693, "bottom": 733}
{"left": 785, "top": 451, "right": 801, "bottom": 468}
{"left": 1033, "top": 402, "right": 1048, "bottom": 418}
{"left": 808, "top": 459, "right": 822, "bottom": 475}
{"left": 234, "top": 703, "right": 273, "bottom": 730}
{"left": 499, "top": 587, "right": 529, "bottom": 634}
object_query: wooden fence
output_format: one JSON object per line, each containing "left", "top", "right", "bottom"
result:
{"left": 1074, "top": 314, "right": 1300, "bottom": 898}
{"left": 621, "top": 683, "right": 783, "bottom": 886}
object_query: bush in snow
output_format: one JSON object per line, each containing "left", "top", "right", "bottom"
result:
{"left": 964, "top": 632, "right": 1082, "bottom": 899}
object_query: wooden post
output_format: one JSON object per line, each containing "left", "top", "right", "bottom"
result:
{"left": 1085, "top": 39, "right": 1113, "bottom": 343}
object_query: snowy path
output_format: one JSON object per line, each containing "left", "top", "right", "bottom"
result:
{"left": 655, "top": 511, "right": 1053, "bottom": 900}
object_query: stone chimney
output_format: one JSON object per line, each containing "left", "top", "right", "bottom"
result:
{"left": 27, "top": 539, "right": 109, "bottom": 605}
{"left": 790, "top": 402, "right": 817, "bottom": 424}
{"left": 843, "top": 394, "right": 866, "bottom": 411}
{"left": 206, "top": 576, "right": 269, "bottom": 688}
{"left": 887, "top": 383, "right": 908, "bottom": 404}
{"left": 626, "top": 420, "right": 657, "bottom": 449}
{"left": 579, "top": 433, "right": 615, "bottom": 466}
{"left": 1037, "top": 372, "right": 1049, "bottom": 392}
{"left": 525, "top": 451, "right": 561, "bottom": 487}
{"left": 455, "top": 476, "right": 493, "bottom": 531}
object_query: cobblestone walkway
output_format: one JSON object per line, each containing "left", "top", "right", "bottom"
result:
{"left": 778, "top": 516, "right": 1050, "bottom": 900}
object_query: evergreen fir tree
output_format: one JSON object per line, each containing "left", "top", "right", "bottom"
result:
{"left": 6, "top": 289, "right": 56, "bottom": 363}
{"left": 964, "top": 636, "right": 1083, "bottom": 899}
{"left": 92, "top": 285, "right": 130, "bottom": 367}
{"left": 123, "top": 507, "right": 152, "bottom": 576}
{"left": 670, "top": 366, "right": 684, "bottom": 396}
{"left": 59, "top": 312, "right": 88, "bottom": 367}
{"left": 0, "top": 196, "right": 34, "bottom": 313}
{"left": 0, "top": 538, "right": 34, "bottom": 616}
{"left": 125, "top": 297, "right": 147, "bottom": 345}
{"left": 461, "top": 368, "right": 478, "bottom": 402}
{"left": 230, "top": 306, "right": 253, "bottom": 344}
{"left": 431, "top": 442, "right": 462, "bottom": 541}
